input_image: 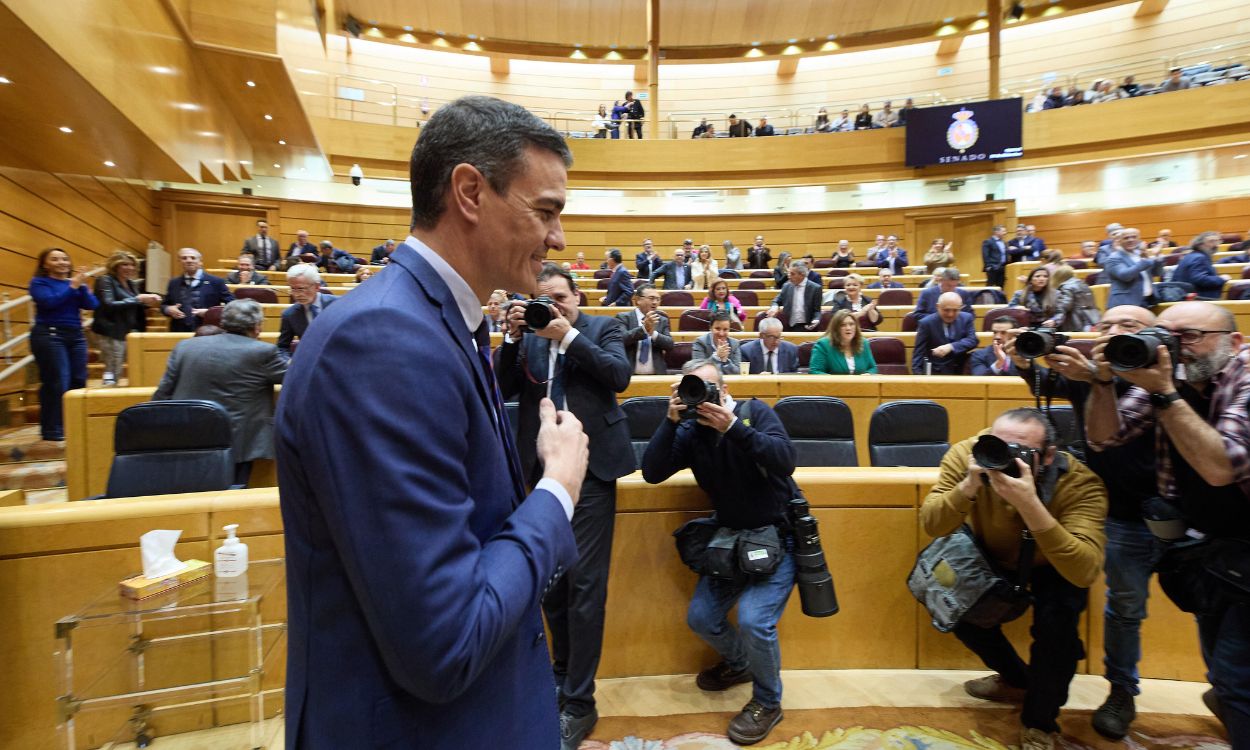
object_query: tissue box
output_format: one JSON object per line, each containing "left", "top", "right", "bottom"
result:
{"left": 119, "top": 559, "right": 211, "bottom": 600}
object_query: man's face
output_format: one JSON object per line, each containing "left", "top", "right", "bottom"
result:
{"left": 838, "top": 241, "right": 849, "bottom": 251}
{"left": 179, "top": 251, "right": 201, "bottom": 274}
{"left": 989, "top": 417, "right": 1054, "bottom": 471}
{"left": 1026, "top": 225, "right": 1037, "bottom": 236}
{"left": 886, "top": 236, "right": 898, "bottom": 249}
{"left": 993, "top": 227, "right": 1006, "bottom": 239}
{"left": 1081, "top": 242, "right": 1097, "bottom": 257}
{"left": 788, "top": 268, "right": 806, "bottom": 286}
{"left": 1119, "top": 229, "right": 1141, "bottom": 250}
{"left": 320, "top": 244, "right": 333, "bottom": 256}
{"left": 635, "top": 288, "right": 661, "bottom": 314}
{"left": 288, "top": 276, "right": 318, "bottom": 305}
{"left": 1096, "top": 306, "right": 1154, "bottom": 336}
{"left": 479, "top": 147, "right": 567, "bottom": 296}
{"left": 237, "top": 256, "right": 254, "bottom": 273}
{"left": 1159, "top": 230, "right": 1172, "bottom": 241}
{"left": 710, "top": 320, "right": 731, "bottom": 342}
{"left": 1157, "top": 305, "right": 1241, "bottom": 382}
{"left": 297, "top": 231, "right": 309, "bottom": 244}
{"left": 759, "top": 328, "right": 782, "bottom": 350}
{"left": 875, "top": 235, "right": 885, "bottom": 246}
{"left": 576, "top": 252, "right": 585, "bottom": 263}
{"left": 674, "top": 250, "right": 686, "bottom": 264}
{"left": 486, "top": 296, "right": 502, "bottom": 316}
{"left": 1016, "top": 225, "right": 1027, "bottom": 238}
{"left": 937, "top": 299, "right": 962, "bottom": 324}
{"left": 939, "top": 277, "right": 959, "bottom": 293}
{"left": 879, "top": 271, "right": 892, "bottom": 284}
{"left": 755, "top": 236, "right": 764, "bottom": 247}
{"left": 257, "top": 222, "right": 269, "bottom": 237}
{"left": 643, "top": 240, "right": 653, "bottom": 254}
{"left": 990, "top": 322, "right": 1014, "bottom": 346}
{"left": 1200, "top": 234, "right": 1221, "bottom": 252}
{"left": 538, "top": 274, "right": 580, "bottom": 322}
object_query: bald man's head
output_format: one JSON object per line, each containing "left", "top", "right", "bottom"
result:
{"left": 937, "top": 292, "right": 964, "bottom": 324}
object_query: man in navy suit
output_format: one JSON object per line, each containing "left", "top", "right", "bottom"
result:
{"left": 162, "top": 247, "right": 233, "bottom": 332}
{"left": 602, "top": 248, "right": 634, "bottom": 306}
{"left": 1171, "top": 231, "right": 1228, "bottom": 300}
{"left": 497, "top": 264, "right": 633, "bottom": 748}
{"left": 741, "top": 317, "right": 799, "bottom": 374}
{"left": 275, "top": 96, "right": 590, "bottom": 750}
{"left": 1103, "top": 228, "right": 1162, "bottom": 309}
{"left": 1008, "top": 223, "right": 1047, "bottom": 262}
{"left": 650, "top": 248, "right": 692, "bottom": 289}
{"left": 276, "top": 263, "right": 337, "bottom": 360}
{"left": 876, "top": 236, "right": 908, "bottom": 275}
{"left": 767, "top": 262, "right": 823, "bottom": 331}
{"left": 970, "top": 317, "right": 1020, "bottom": 376}
{"left": 913, "top": 268, "right": 973, "bottom": 317}
{"left": 913, "top": 292, "right": 978, "bottom": 374}
{"left": 982, "top": 225, "right": 1010, "bottom": 288}
{"left": 636, "top": 238, "right": 661, "bottom": 279}
{"left": 867, "top": 268, "right": 905, "bottom": 289}
{"left": 615, "top": 283, "right": 673, "bottom": 375}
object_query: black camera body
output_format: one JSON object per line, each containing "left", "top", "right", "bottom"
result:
{"left": 1105, "top": 327, "right": 1181, "bottom": 371}
{"left": 788, "top": 498, "right": 838, "bottom": 618}
{"left": 677, "top": 374, "right": 721, "bottom": 419}
{"left": 1015, "top": 327, "right": 1070, "bottom": 359}
{"left": 972, "top": 434, "right": 1040, "bottom": 479}
{"left": 521, "top": 295, "right": 557, "bottom": 330}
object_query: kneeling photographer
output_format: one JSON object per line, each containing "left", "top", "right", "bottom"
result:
{"left": 641, "top": 358, "right": 820, "bottom": 746}
{"left": 919, "top": 408, "right": 1107, "bottom": 750}
{"left": 1087, "top": 300, "right": 1250, "bottom": 744}
{"left": 1005, "top": 307, "right": 1160, "bottom": 740}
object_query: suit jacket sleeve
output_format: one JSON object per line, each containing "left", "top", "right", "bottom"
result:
{"left": 970, "top": 349, "right": 994, "bottom": 376}
{"left": 857, "top": 344, "right": 878, "bottom": 374}
{"left": 951, "top": 317, "right": 978, "bottom": 354}
{"left": 1105, "top": 255, "right": 1156, "bottom": 283}
{"left": 276, "top": 309, "right": 297, "bottom": 356}
{"left": 912, "top": 322, "right": 932, "bottom": 373}
{"left": 565, "top": 318, "right": 632, "bottom": 393}
{"left": 215, "top": 278, "right": 235, "bottom": 305}
{"left": 808, "top": 338, "right": 832, "bottom": 375}
{"left": 153, "top": 343, "right": 182, "bottom": 399}
{"left": 1183, "top": 255, "right": 1226, "bottom": 292}
{"left": 654, "top": 317, "right": 674, "bottom": 353}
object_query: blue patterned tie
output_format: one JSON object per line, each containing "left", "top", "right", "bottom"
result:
{"left": 639, "top": 336, "right": 651, "bottom": 365}
{"left": 474, "top": 321, "right": 526, "bottom": 504}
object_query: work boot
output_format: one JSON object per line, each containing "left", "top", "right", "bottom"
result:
{"left": 1092, "top": 685, "right": 1136, "bottom": 740}
{"left": 695, "top": 661, "right": 753, "bottom": 691}
{"left": 727, "top": 700, "right": 783, "bottom": 745}
{"left": 963, "top": 673, "right": 1027, "bottom": 703}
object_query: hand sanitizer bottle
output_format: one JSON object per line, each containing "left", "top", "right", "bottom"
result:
{"left": 214, "top": 524, "right": 249, "bottom": 578}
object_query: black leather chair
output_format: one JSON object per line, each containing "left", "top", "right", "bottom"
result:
{"left": 621, "top": 396, "right": 670, "bottom": 469}
{"left": 773, "top": 397, "right": 857, "bottom": 467}
{"left": 867, "top": 400, "right": 950, "bottom": 467}
{"left": 99, "top": 400, "right": 240, "bottom": 498}
{"left": 665, "top": 342, "right": 693, "bottom": 373}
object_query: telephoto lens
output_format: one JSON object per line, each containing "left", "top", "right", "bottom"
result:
{"left": 523, "top": 296, "right": 556, "bottom": 330}
{"left": 1105, "top": 327, "right": 1179, "bottom": 371}
{"left": 1014, "top": 328, "right": 1069, "bottom": 359}
{"left": 971, "top": 434, "right": 1022, "bottom": 478}
{"left": 676, "top": 374, "right": 720, "bottom": 419}
{"left": 788, "top": 498, "right": 838, "bottom": 617}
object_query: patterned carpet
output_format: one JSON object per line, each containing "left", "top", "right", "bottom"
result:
{"left": 584, "top": 706, "right": 1228, "bottom": 749}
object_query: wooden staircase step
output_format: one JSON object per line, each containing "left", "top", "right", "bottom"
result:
{"left": 0, "top": 459, "right": 66, "bottom": 491}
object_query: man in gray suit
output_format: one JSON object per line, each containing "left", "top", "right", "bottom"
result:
{"left": 692, "top": 312, "right": 743, "bottom": 374}
{"left": 241, "top": 219, "right": 280, "bottom": 270}
{"left": 153, "top": 298, "right": 286, "bottom": 485}
{"left": 616, "top": 283, "right": 673, "bottom": 375}
{"left": 1103, "top": 228, "right": 1163, "bottom": 309}
{"left": 277, "top": 263, "right": 337, "bottom": 360}
{"left": 650, "top": 248, "right": 692, "bottom": 290}
{"left": 225, "top": 254, "right": 271, "bottom": 285}
{"left": 767, "top": 262, "right": 823, "bottom": 331}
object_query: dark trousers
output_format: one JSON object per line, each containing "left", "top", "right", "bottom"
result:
{"left": 29, "top": 324, "right": 87, "bottom": 441}
{"left": 234, "top": 461, "right": 254, "bottom": 487}
{"left": 985, "top": 268, "right": 1006, "bottom": 288}
{"left": 1198, "top": 599, "right": 1250, "bottom": 744}
{"left": 953, "top": 564, "right": 1088, "bottom": 732}
{"left": 544, "top": 474, "right": 616, "bottom": 717}
{"left": 627, "top": 120, "right": 643, "bottom": 139}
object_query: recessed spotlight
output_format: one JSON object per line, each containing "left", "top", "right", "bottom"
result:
{"left": 58, "top": 126, "right": 73, "bottom": 133}
{"left": 943, "top": 16, "right": 955, "bottom": 23}
{"left": 367, "top": 19, "right": 377, "bottom": 24}
{"left": 198, "top": 130, "right": 219, "bottom": 137}
{"left": 978, "top": 10, "right": 987, "bottom": 16}
{"left": 1236, "top": 154, "right": 1248, "bottom": 159}
{"left": 0, "top": 76, "right": 11, "bottom": 84}
{"left": 750, "top": 41, "right": 760, "bottom": 46}
{"left": 150, "top": 66, "right": 175, "bottom": 75}
{"left": 263, "top": 114, "right": 273, "bottom": 120}
{"left": 826, "top": 34, "right": 837, "bottom": 40}
{"left": 278, "top": 139, "right": 286, "bottom": 145}
{"left": 435, "top": 29, "right": 445, "bottom": 35}
{"left": 402, "top": 25, "right": 413, "bottom": 31}
{"left": 273, "top": 163, "right": 281, "bottom": 168}
{"left": 468, "top": 33, "right": 478, "bottom": 40}
{"left": 245, "top": 80, "right": 256, "bottom": 87}
{"left": 787, "top": 38, "right": 798, "bottom": 43}
{"left": 103, "top": 160, "right": 115, "bottom": 167}
{"left": 175, "top": 102, "right": 201, "bottom": 111}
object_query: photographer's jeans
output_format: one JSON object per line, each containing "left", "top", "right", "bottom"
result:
{"left": 687, "top": 550, "right": 796, "bottom": 708}
{"left": 1198, "top": 600, "right": 1250, "bottom": 744}
{"left": 1102, "top": 517, "right": 1163, "bottom": 695}
{"left": 29, "top": 324, "right": 87, "bottom": 441}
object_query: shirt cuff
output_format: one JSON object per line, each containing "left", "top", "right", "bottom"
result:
{"left": 535, "top": 477, "right": 575, "bottom": 521}
{"left": 649, "top": 329, "right": 659, "bottom": 340}
{"left": 558, "top": 327, "right": 580, "bottom": 354}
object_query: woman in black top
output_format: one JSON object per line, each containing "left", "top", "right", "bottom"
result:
{"left": 92, "top": 251, "right": 161, "bottom": 385}
{"left": 854, "top": 104, "right": 874, "bottom": 130}
{"left": 772, "top": 252, "right": 793, "bottom": 289}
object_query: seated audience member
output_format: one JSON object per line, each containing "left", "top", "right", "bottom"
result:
{"left": 877, "top": 236, "right": 908, "bottom": 274}
{"left": 772, "top": 252, "right": 792, "bottom": 289}
{"left": 286, "top": 229, "right": 317, "bottom": 268}
{"left": 868, "top": 268, "right": 904, "bottom": 289}
{"left": 640, "top": 359, "right": 797, "bottom": 746}
{"left": 1119, "top": 75, "right": 1141, "bottom": 98}
{"left": 1228, "top": 230, "right": 1250, "bottom": 255}
{"left": 747, "top": 236, "right": 772, "bottom": 270}
{"left": 1044, "top": 265, "right": 1100, "bottom": 331}
{"left": 912, "top": 292, "right": 977, "bottom": 374}
{"left": 814, "top": 108, "right": 832, "bottom": 132}
{"left": 1158, "top": 67, "right": 1190, "bottom": 92}
{"left": 650, "top": 248, "right": 692, "bottom": 290}
{"left": 809, "top": 309, "right": 877, "bottom": 375}
{"left": 914, "top": 267, "right": 973, "bottom": 317}
{"left": 699, "top": 124, "right": 717, "bottom": 139}
{"left": 153, "top": 298, "right": 287, "bottom": 486}
{"left": 1090, "top": 79, "right": 1119, "bottom": 103}
{"left": 741, "top": 318, "right": 798, "bottom": 374}
{"left": 873, "top": 101, "right": 897, "bottom": 128}
{"left": 485, "top": 290, "right": 509, "bottom": 333}
{"left": 603, "top": 248, "right": 635, "bottom": 306}
{"left": 1037, "top": 249, "right": 1065, "bottom": 275}
{"left": 1149, "top": 229, "right": 1178, "bottom": 251}
{"left": 1042, "top": 86, "right": 1066, "bottom": 109}
{"left": 1171, "top": 231, "right": 1229, "bottom": 300}
{"left": 865, "top": 235, "right": 887, "bottom": 263}
{"left": 1009, "top": 268, "right": 1056, "bottom": 326}
{"left": 896, "top": 98, "right": 916, "bottom": 126}
{"left": 767, "top": 262, "right": 823, "bottom": 332}
{"left": 316, "top": 240, "right": 356, "bottom": 274}
{"left": 277, "top": 263, "right": 337, "bottom": 359}
{"left": 690, "top": 245, "right": 720, "bottom": 290}
{"left": 354, "top": 266, "right": 373, "bottom": 283}
{"left": 691, "top": 118, "right": 710, "bottom": 138}
{"left": 922, "top": 408, "right": 1107, "bottom": 750}
{"left": 163, "top": 247, "right": 233, "bottom": 333}
{"left": 727, "top": 114, "right": 753, "bottom": 138}
{"left": 370, "top": 239, "right": 396, "bottom": 265}
{"left": 799, "top": 254, "right": 823, "bottom": 285}
{"left": 854, "top": 104, "right": 874, "bottom": 130}
{"left": 832, "top": 240, "right": 855, "bottom": 268}
{"left": 617, "top": 283, "right": 673, "bottom": 375}
{"left": 755, "top": 117, "right": 775, "bottom": 137}
{"left": 571, "top": 252, "right": 591, "bottom": 270}
{"left": 970, "top": 317, "right": 1019, "bottom": 376}
{"left": 830, "top": 109, "right": 853, "bottom": 132}
{"left": 241, "top": 219, "right": 280, "bottom": 270}
{"left": 701, "top": 278, "right": 746, "bottom": 322}
{"left": 923, "top": 239, "right": 955, "bottom": 273}
{"left": 1063, "top": 86, "right": 1086, "bottom": 107}
{"left": 1080, "top": 241, "right": 1099, "bottom": 260}
{"left": 226, "top": 254, "right": 270, "bottom": 285}
{"left": 826, "top": 273, "right": 882, "bottom": 330}
{"left": 723, "top": 240, "right": 744, "bottom": 271}
{"left": 692, "top": 312, "right": 742, "bottom": 374}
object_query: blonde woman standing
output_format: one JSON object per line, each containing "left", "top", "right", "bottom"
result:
{"left": 690, "top": 244, "right": 720, "bottom": 290}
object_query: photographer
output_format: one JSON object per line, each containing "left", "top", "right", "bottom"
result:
{"left": 1087, "top": 301, "right": 1250, "bottom": 744}
{"left": 641, "top": 358, "right": 797, "bottom": 746}
{"left": 496, "top": 263, "right": 634, "bottom": 750}
{"left": 921, "top": 408, "right": 1107, "bottom": 750}
{"left": 1004, "top": 306, "right": 1160, "bottom": 740}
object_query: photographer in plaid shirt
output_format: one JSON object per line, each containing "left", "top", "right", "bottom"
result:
{"left": 1086, "top": 301, "right": 1250, "bottom": 744}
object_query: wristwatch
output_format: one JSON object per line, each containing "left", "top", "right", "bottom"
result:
{"left": 1149, "top": 391, "right": 1182, "bottom": 410}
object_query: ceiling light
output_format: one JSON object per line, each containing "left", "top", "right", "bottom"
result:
{"left": 278, "top": 139, "right": 286, "bottom": 145}
{"left": 604, "top": 50, "right": 623, "bottom": 60}
{"left": 570, "top": 49, "right": 587, "bottom": 59}
{"left": 245, "top": 80, "right": 256, "bottom": 87}
{"left": 826, "top": 34, "right": 837, "bottom": 40}
{"left": 149, "top": 66, "right": 175, "bottom": 75}
{"left": 782, "top": 45, "right": 802, "bottom": 55}
{"left": 750, "top": 41, "right": 760, "bottom": 46}
{"left": 0, "top": 76, "right": 12, "bottom": 84}
{"left": 787, "top": 38, "right": 797, "bottom": 43}
{"left": 103, "top": 160, "right": 115, "bottom": 167}
{"left": 402, "top": 25, "right": 413, "bottom": 31}
{"left": 264, "top": 114, "right": 273, "bottom": 120}
{"left": 468, "top": 34, "right": 478, "bottom": 40}
{"left": 464, "top": 41, "right": 482, "bottom": 51}
{"left": 58, "top": 126, "right": 73, "bottom": 133}
{"left": 745, "top": 48, "right": 764, "bottom": 57}
{"left": 273, "top": 163, "right": 281, "bottom": 168}
{"left": 1235, "top": 154, "right": 1248, "bottom": 159}
{"left": 198, "top": 130, "right": 218, "bottom": 137}
{"left": 175, "top": 102, "right": 201, "bottom": 111}
{"left": 943, "top": 16, "right": 955, "bottom": 23}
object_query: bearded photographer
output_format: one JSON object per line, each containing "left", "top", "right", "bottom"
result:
{"left": 1086, "top": 300, "right": 1250, "bottom": 744}
{"left": 920, "top": 408, "right": 1107, "bottom": 750}
{"left": 641, "top": 358, "right": 798, "bottom": 746}
{"left": 1004, "top": 306, "right": 1160, "bottom": 740}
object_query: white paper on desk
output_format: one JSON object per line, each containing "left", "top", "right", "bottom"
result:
{"left": 140, "top": 529, "right": 186, "bottom": 579}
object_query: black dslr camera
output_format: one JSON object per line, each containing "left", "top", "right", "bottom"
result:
{"left": 788, "top": 497, "right": 838, "bottom": 618}
{"left": 972, "top": 434, "right": 1041, "bottom": 479}
{"left": 1014, "top": 327, "right": 1070, "bottom": 359}
{"left": 520, "top": 295, "right": 557, "bottom": 330}
{"left": 1105, "top": 327, "right": 1181, "bottom": 371}
{"left": 677, "top": 373, "right": 721, "bottom": 420}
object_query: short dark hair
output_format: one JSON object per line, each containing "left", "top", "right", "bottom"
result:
{"left": 33, "top": 247, "right": 67, "bottom": 278}
{"left": 990, "top": 316, "right": 1016, "bottom": 328}
{"left": 607, "top": 248, "right": 622, "bottom": 264}
{"left": 536, "top": 261, "right": 577, "bottom": 292}
{"left": 996, "top": 407, "right": 1057, "bottom": 450}
{"left": 409, "top": 96, "right": 572, "bottom": 230}
{"left": 633, "top": 282, "right": 657, "bottom": 297}
{"left": 711, "top": 311, "right": 734, "bottom": 325}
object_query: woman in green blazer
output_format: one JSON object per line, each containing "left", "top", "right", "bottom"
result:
{"left": 809, "top": 309, "right": 878, "bottom": 375}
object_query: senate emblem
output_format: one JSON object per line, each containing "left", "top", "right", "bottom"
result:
{"left": 946, "top": 108, "right": 979, "bottom": 153}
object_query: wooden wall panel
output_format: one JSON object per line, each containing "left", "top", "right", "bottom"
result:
{"left": 1024, "top": 197, "right": 1250, "bottom": 249}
